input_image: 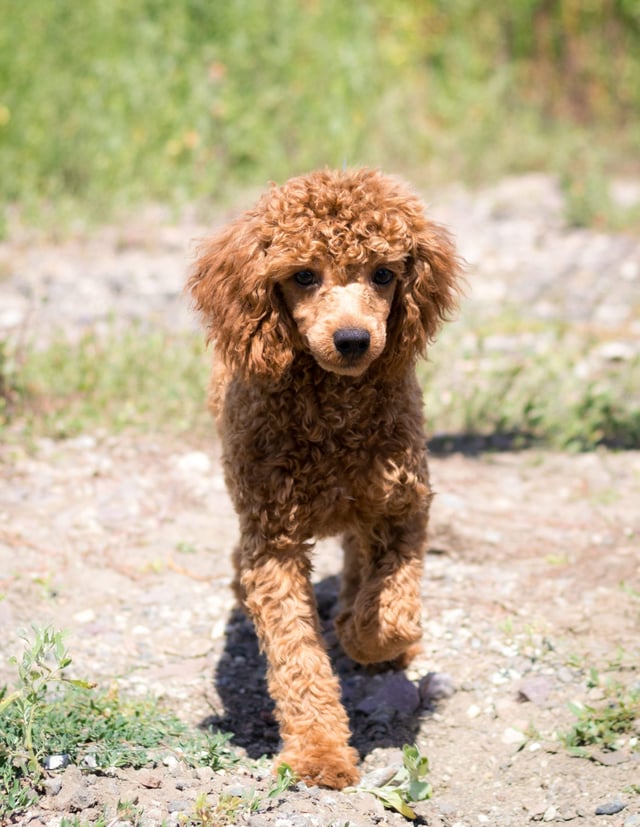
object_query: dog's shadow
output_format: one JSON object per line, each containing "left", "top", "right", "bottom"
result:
{"left": 202, "top": 575, "right": 426, "bottom": 760}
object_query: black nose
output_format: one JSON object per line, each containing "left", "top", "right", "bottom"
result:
{"left": 333, "top": 327, "right": 371, "bottom": 357}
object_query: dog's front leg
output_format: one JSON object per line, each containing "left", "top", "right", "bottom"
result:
{"left": 240, "top": 546, "right": 360, "bottom": 789}
{"left": 335, "top": 511, "right": 427, "bottom": 666}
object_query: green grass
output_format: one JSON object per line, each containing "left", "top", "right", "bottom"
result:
{"left": 421, "top": 319, "right": 640, "bottom": 451}
{"left": 0, "top": 627, "right": 238, "bottom": 820}
{"left": 1, "top": 326, "right": 211, "bottom": 439}
{"left": 1, "top": 319, "right": 639, "bottom": 449}
{"left": 1, "top": 1, "right": 640, "bottom": 229}
{"left": 562, "top": 679, "right": 640, "bottom": 759}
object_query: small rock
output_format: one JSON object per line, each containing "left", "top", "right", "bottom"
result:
{"left": 543, "top": 805, "right": 558, "bottom": 821}
{"left": 592, "top": 749, "right": 629, "bottom": 766}
{"left": 595, "top": 799, "right": 626, "bottom": 816}
{"left": 227, "top": 784, "right": 248, "bottom": 796}
{"left": 502, "top": 727, "right": 526, "bottom": 745}
{"left": 137, "top": 769, "right": 162, "bottom": 788}
{"left": 168, "top": 799, "right": 190, "bottom": 813}
{"left": 195, "top": 766, "right": 214, "bottom": 783}
{"left": 624, "top": 815, "right": 640, "bottom": 827}
{"left": 419, "top": 672, "right": 456, "bottom": 706}
{"left": 357, "top": 672, "right": 420, "bottom": 714}
{"left": 66, "top": 787, "right": 99, "bottom": 813}
{"left": 73, "top": 609, "right": 97, "bottom": 624}
{"left": 42, "top": 753, "right": 71, "bottom": 771}
{"left": 359, "top": 764, "right": 401, "bottom": 788}
{"left": 518, "top": 675, "right": 552, "bottom": 706}
{"left": 43, "top": 776, "right": 63, "bottom": 797}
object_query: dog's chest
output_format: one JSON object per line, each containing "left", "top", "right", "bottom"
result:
{"left": 223, "top": 374, "right": 427, "bottom": 531}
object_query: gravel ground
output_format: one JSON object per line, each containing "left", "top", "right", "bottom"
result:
{"left": 1, "top": 174, "right": 639, "bottom": 826}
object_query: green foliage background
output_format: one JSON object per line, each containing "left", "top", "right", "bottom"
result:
{"left": 2, "top": 0, "right": 640, "bottom": 215}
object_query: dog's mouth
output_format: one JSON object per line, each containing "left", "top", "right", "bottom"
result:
{"left": 309, "top": 325, "right": 382, "bottom": 376}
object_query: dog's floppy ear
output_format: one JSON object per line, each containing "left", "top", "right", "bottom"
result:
{"left": 188, "top": 214, "right": 295, "bottom": 380}
{"left": 384, "top": 217, "right": 462, "bottom": 372}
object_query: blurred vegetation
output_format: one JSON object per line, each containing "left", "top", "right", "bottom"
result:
{"left": 1, "top": 0, "right": 640, "bottom": 222}
{"left": 1, "top": 321, "right": 639, "bottom": 450}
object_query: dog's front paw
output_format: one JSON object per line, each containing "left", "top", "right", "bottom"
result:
{"left": 335, "top": 607, "right": 422, "bottom": 665}
{"left": 277, "top": 743, "right": 360, "bottom": 790}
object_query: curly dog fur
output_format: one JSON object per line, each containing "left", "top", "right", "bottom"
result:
{"left": 188, "top": 168, "right": 461, "bottom": 789}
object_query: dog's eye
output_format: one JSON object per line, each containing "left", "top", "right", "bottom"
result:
{"left": 372, "top": 267, "right": 394, "bottom": 286}
{"left": 293, "top": 270, "right": 318, "bottom": 287}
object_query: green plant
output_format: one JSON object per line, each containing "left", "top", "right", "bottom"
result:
{"left": 180, "top": 763, "right": 296, "bottom": 826}
{"left": 0, "top": 626, "right": 94, "bottom": 802}
{"left": 115, "top": 798, "right": 144, "bottom": 827}
{"left": 2, "top": 2, "right": 640, "bottom": 228}
{"left": 181, "top": 788, "right": 262, "bottom": 827}
{"left": 421, "top": 320, "right": 640, "bottom": 451}
{"left": 6, "top": 325, "right": 209, "bottom": 438}
{"left": 346, "top": 744, "right": 432, "bottom": 820}
{"left": 562, "top": 682, "right": 640, "bottom": 758}
{"left": 268, "top": 762, "right": 298, "bottom": 798}
{"left": 0, "top": 626, "right": 238, "bottom": 819}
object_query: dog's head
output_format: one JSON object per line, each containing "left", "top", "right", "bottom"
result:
{"left": 189, "top": 168, "right": 461, "bottom": 380}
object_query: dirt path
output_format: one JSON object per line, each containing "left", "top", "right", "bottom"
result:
{"left": 1, "top": 435, "right": 639, "bottom": 826}
{"left": 1, "top": 175, "right": 639, "bottom": 825}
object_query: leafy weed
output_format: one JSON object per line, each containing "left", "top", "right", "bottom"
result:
{"left": 346, "top": 744, "right": 432, "bottom": 820}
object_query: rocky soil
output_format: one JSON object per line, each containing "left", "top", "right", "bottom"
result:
{"left": 1, "top": 174, "right": 639, "bottom": 826}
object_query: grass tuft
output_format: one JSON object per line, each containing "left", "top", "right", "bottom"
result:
{"left": 422, "top": 320, "right": 640, "bottom": 451}
{"left": 1, "top": 326, "right": 210, "bottom": 439}
{"left": 562, "top": 678, "right": 640, "bottom": 759}
{"left": 0, "top": 626, "right": 238, "bottom": 820}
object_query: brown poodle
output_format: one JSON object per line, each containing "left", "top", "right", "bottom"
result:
{"left": 188, "top": 168, "right": 461, "bottom": 789}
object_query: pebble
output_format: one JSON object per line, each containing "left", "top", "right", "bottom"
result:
{"left": 595, "top": 799, "right": 626, "bottom": 816}
{"left": 194, "top": 766, "right": 215, "bottom": 783}
{"left": 356, "top": 672, "right": 420, "bottom": 714}
{"left": 358, "top": 765, "right": 401, "bottom": 788}
{"left": 419, "top": 671, "right": 456, "bottom": 705}
{"left": 501, "top": 727, "right": 527, "bottom": 745}
{"left": 43, "top": 776, "right": 63, "bottom": 797}
{"left": 73, "top": 609, "right": 96, "bottom": 625}
{"left": 518, "top": 675, "right": 553, "bottom": 706}
{"left": 42, "top": 753, "right": 71, "bottom": 770}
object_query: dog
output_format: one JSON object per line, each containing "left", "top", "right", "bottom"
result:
{"left": 188, "top": 168, "right": 460, "bottom": 788}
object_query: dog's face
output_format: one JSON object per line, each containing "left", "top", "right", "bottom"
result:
{"left": 189, "top": 168, "right": 461, "bottom": 381}
{"left": 278, "top": 258, "right": 401, "bottom": 377}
